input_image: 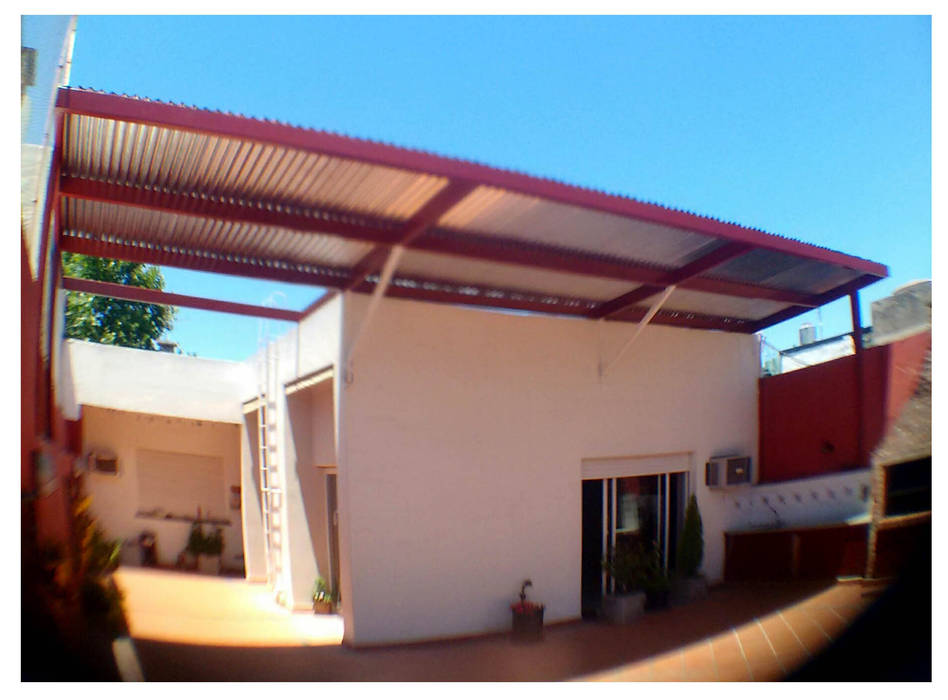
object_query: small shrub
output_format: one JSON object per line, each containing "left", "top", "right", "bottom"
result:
{"left": 675, "top": 494, "right": 704, "bottom": 577}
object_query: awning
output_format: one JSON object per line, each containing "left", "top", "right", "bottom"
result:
{"left": 52, "top": 87, "right": 887, "bottom": 333}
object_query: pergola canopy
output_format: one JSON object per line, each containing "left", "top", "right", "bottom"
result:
{"left": 53, "top": 87, "right": 887, "bottom": 333}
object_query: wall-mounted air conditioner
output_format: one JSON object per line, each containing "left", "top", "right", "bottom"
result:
{"left": 706, "top": 456, "right": 752, "bottom": 488}
{"left": 86, "top": 448, "right": 119, "bottom": 475}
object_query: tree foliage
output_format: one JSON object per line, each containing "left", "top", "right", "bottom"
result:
{"left": 62, "top": 253, "right": 176, "bottom": 350}
{"left": 675, "top": 494, "right": 704, "bottom": 577}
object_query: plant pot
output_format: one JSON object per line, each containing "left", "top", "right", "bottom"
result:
{"left": 601, "top": 591, "right": 645, "bottom": 624}
{"left": 511, "top": 605, "right": 544, "bottom": 642}
{"left": 197, "top": 553, "right": 220, "bottom": 575}
{"left": 645, "top": 588, "right": 670, "bottom": 610}
{"left": 671, "top": 576, "right": 708, "bottom": 606}
{"left": 313, "top": 600, "right": 333, "bottom": 615}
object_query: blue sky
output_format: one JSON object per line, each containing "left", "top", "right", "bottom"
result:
{"left": 52, "top": 15, "right": 930, "bottom": 361}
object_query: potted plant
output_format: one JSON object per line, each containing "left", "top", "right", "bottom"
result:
{"left": 510, "top": 579, "right": 544, "bottom": 642}
{"left": 601, "top": 541, "right": 648, "bottom": 623}
{"left": 187, "top": 522, "right": 224, "bottom": 575}
{"left": 642, "top": 542, "right": 672, "bottom": 610}
{"left": 312, "top": 576, "right": 335, "bottom": 614}
{"left": 671, "top": 494, "right": 708, "bottom": 605}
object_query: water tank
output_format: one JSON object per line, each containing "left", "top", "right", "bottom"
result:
{"left": 799, "top": 323, "right": 816, "bottom": 346}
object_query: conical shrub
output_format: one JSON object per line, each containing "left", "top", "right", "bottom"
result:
{"left": 676, "top": 494, "right": 704, "bottom": 577}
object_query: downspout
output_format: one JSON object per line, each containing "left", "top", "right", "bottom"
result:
{"left": 599, "top": 285, "right": 676, "bottom": 378}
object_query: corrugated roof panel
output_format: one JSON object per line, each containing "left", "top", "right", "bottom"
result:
{"left": 62, "top": 198, "right": 374, "bottom": 268}
{"left": 709, "top": 248, "right": 863, "bottom": 295}
{"left": 395, "top": 249, "right": 637, "bottom": 302}
{"left": 64, "top": 114, "right": 450, "bottom": 222}
{"left": 638, "top": 287, "right": 790, "bottom": 322}
{"left": 438, "top": 186, "right": 719, "bottom": 268}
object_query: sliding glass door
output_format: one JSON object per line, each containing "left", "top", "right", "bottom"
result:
{"left": 581, "top": 471, "right": 688, "bottom": 617}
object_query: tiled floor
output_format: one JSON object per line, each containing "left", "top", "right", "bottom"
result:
{"left": 579, "top": 582, "right": 883, "bottom": 681}
{"left": 115, "top": 567, "right": 887, "bottom": 681}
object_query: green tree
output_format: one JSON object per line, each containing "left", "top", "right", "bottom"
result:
{"left": 62, "top": 253, "right": 176, "bottom": 350}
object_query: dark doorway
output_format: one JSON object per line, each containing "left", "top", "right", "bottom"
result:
{"left": 581, "top": 479, "right": 603, "bottom": 619}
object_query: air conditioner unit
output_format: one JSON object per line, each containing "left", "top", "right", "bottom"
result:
{"left": 706, "top": 456, "right": 752, "bottom": 488}
{"left": 86, "top": 449, "right": 119, "bottom": 475}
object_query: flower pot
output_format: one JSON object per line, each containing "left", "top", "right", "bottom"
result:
{"left": 313, "top": 600, "right": 333, "bottom": 615}
{"left": 601, "top": 591, "right": 645, "bottom": 624}
{"left": 671, "top": 576, "right": 708, "bottom": 606}
{"left": 645, "top": 588, "right": 670, "bottom": 610}
{"left": 197, "top": 553, "right": 220, "bottom": 575}
{"left": 511, "top": 604, "right": 544, "bottom": 642}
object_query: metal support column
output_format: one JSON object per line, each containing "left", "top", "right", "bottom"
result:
{"left": 850, "top": 292, "right": 866, "bottom": 466}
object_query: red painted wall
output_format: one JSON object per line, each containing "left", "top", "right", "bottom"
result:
{"left": 759, "top": 331, "right": 930, "bottom": 483}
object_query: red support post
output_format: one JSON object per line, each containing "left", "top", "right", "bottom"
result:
{"left": 850, "top": 291, "right": 867, "bottom": 466}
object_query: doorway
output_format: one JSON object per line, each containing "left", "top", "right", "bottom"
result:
{"left": 581, "top": 471, "right": 687, "bottom": 618}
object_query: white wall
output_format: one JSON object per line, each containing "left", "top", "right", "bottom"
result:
{"left": 64, "top": 339, "right": 255, "bottom": 423}
{"left": 245, "top": 295, "right": 344, "bottom": 609}
{"left": 336, "top": 294, "right": 759, "bottom": 645}
{"left": 82, "top": 406, "right": 244, "bottom": 570}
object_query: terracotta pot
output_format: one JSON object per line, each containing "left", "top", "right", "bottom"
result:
{"left": 511, "top": 605, "right": 544, "bottom": 642}
{"left": 313, "top": 600, "right": 334, "bottom": 615}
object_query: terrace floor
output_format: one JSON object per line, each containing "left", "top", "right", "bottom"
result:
{"left": 113, "top": 567, "right": 908, "bottom": 681}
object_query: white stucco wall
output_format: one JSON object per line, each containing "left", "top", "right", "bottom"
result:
{"left": 64, "top": 339, "right": 255, "bottom": 423}
{"left": 336, "top": 294, "right": 759, "bottom": 645}
{"left": 82, "top": 406, "right": 244, "bottom": 570}
{"left": 244, "top": 295, "right": 344, "bottom": 609}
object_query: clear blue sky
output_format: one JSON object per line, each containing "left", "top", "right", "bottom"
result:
{"left": 59, "top": 15, "right": 930, "bottom": 361}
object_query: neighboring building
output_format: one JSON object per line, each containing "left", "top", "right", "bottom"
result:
{"left": 766, "top": 280, "right": 931, "bottom": 375}
{"left": 27, "top": 87, "right": 902, "bottom": 648}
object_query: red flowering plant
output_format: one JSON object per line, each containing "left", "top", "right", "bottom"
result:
{"left": 510, "top": 579, "right": 544, "bottom": 614}
{"left": 511, "top": 579, "right": 544, "bottom": 642}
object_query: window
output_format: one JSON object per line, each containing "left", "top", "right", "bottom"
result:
{"left": 136, "top": 449, "right": 226, "bottom": 521}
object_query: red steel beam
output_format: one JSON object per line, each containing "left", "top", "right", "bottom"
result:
{"left": 56, "top": 87, "right": 888, "bottom": 277}
{"left": 59, "top": 234, "right": 352, "bottom": 288}
{"left": 62, "top": 276, "right": 302, "bottom": 321}
{"left": 417, "top": 230, "right": 819, "bottom": 306}
{"left": 748, "top": 274, "right": 882, "bottom": 333}
{"left": 59, "top": 176, "right": 400, "bottom": 245}
{"left": 361, "top": 282, "right": 752, "bottom": 333}
{"left": 61, "top": 176, "right": 830, "bottom": 307}
{"left": 343, "top": 180, "right": 477, "bottom": 291}
{"left": 590, "top": 242, "right": 753, "bottom": 319}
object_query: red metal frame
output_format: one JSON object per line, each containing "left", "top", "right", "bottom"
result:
{"left": 59, "top": 176, "right": 400, "bottom": 245}
{"left": 343, "top": 180, "right": 477, "bottom": 291}
{"left": 59, "top": 233, "right": 351, "bottom": 288}
{"left": 62, "top": 276, "right": 303, "bottom": 322}
{"left": 61, "top": 176, "right": 824, "bottom": 308}
{"left": 749, "top": 274, "right": 881, "bottom": 332}
{"left": 55, "top": 87, "right": 887, "bottom": 277}
{"left": 590, "top": 242, "right": 753, "bottom": 319}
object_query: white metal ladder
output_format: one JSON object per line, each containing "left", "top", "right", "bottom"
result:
{"left": 256, "top": 335, "right": 283, "bottom": 593}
